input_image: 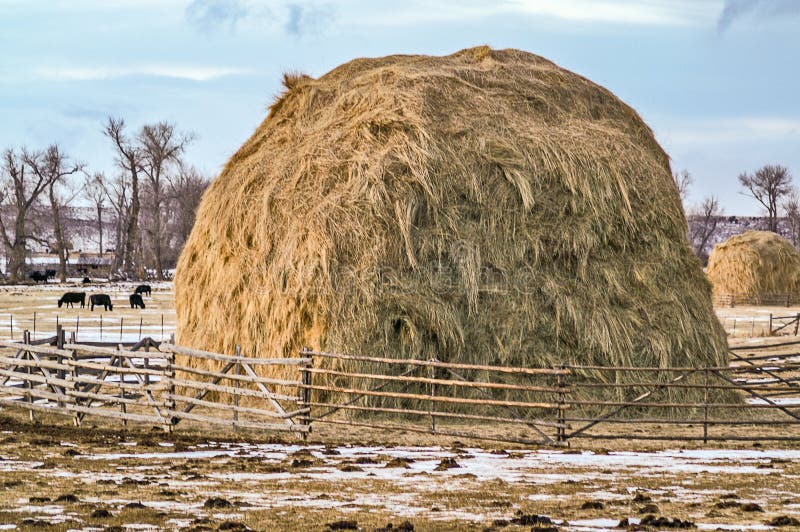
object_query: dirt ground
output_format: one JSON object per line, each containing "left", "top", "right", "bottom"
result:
{"left": 1, "top": 410, "right": 800, "bottom": 531}
{"left": 2, "top": 285, "right": 800, "bottom": 530}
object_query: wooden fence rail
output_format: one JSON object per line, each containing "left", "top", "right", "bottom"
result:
{"left": 0, "top": 328, "right": 310, "bottom": 435}
{"left": 3, "top": 332, "right": 800, "bottom": 445}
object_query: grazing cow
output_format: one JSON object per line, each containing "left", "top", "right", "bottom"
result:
{"left": 129, "top": 293, "right": 145, "bottom": 309}
{"left": 89, "top": 294, "right": 113, "bottom": 311}
{"left": 30, "top": 271, "right": 48, "bottom": 283}
{"left": 45, "top": 269, "right": 56, "bottom": 279}
{"left": 82, "top": 277, "right": 91, "bottom": 284}
{"left": 58, "top": 292, "right": 85, "bottom": 308}
{"left": 134, "top": 284, "right": 152, "bottom": 297}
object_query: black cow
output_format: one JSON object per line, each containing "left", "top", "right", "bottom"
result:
{"left": 45, "top": 269, "right": 56, "bottom": 279}
{"left": 82, "top": 277, "right": 91, "bottom": 284}
{"left": 90, "top": 294, "right": 113, "bottom": 311}
{"left": 134, "top": 284, "right": 152, "bottom": 297}
{"left": 129, "top": 293, "right": 145, "bottom": 309}
{"left": 58, "top": 292, "right": 85, "bottom": 308}
{"left": 30, "top": 271, "right": 48, "bottom": 283}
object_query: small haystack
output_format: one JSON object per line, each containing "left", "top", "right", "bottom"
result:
{"left": 707, "top": 230, "right": 800, "bottom": 304}
{"left": 175, "top": 47, "right": 728, "bottom": 401}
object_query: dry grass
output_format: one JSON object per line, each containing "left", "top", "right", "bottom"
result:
{"left": 708, "top": 230, "right": 800, "bottom": 304}
{"left": 175, "top": 46, "right": 727, "bottom": 405}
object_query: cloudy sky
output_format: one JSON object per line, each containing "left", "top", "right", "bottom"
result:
{"left": 1, "top": 0, "right": 798, "bottom": 214}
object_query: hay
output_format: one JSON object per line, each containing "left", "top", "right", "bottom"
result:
{"left": 707, "top": 230, "right": 800, "bottom": 303}
{"left": 175, "top": 46, "right": 729, "bottom": 406}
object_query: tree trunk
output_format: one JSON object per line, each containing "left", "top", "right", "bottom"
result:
{"left": 125, "top": 165, "right": 140, "bottom": 279}
{"left": 153, "top": 194, "right": 164, "bottom": 281}
{"left": 97, "top": 203, "right": 103, "bottom": 255}
{"left": 9, "top": 216, "right": 27, "bottom": 282}
{"left": 49, "top": 186, "right": 69, "bottom": 283}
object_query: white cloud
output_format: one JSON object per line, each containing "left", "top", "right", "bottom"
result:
{"left": 33, "top": 65, "right": 252, "bottom": 82}
{"left": 659, "top": 117, "right": 800, "bottom": 145}
{"left": 506, "top": 0, "right": 717, "bottom": 26}
{"left": 327, "top": 0, "right": 719, "bottom": 28}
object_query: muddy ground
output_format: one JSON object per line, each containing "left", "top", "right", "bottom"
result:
{"left": 1, "top": 410, "right": 800, "bottom": 531}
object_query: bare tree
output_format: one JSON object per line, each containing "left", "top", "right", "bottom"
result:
{"left": 95, "top": 172, "right": 130, "bottom": 275}
{"left": 688, "top": 196, "right": 724, "bottom": 263}
{"left": 24, "top": 145, "right": 85, "bottom": 282}
{"left": 169, "top": 164, "right": 210, "bottom": 250}
{"left": 138, "top": 122, "right": 193, "bottom": 280}
{"left": 784, "top": 190, "right": 800, "bottom": 247}
{"left": 104, "top": 117, "right": 143, "bottom": 279}
{"left": 673, "top": 169, "right": 692, "bottom": 204}
{"left": 84, "top": 172, "right": 107, "bottom": 254}
{"left": 0, "top": 148, "right": 55, "bottom": 281}
{"left": 739, "top": 164, "right": 793, "bottom": 233}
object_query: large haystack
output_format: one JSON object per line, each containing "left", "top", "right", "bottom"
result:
{"left": 175, "top": 47, "right": 728, "bottom": 396}
{"left": 707, "top": 230, "right": 800, "bottom": 303}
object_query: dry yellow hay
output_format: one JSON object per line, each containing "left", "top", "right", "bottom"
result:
{"left": 175, "top": 46, "right": 728, "bottom": 405}
{"left": 707, "top": 230, "right": 800, "bottom": 304}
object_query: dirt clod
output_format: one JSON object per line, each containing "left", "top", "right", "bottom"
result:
{"left": 639, "top": 515, "right": 694, "bottom": 529}
{"left": 509, "top": 512, "right": 553, "bottom": 526}
{"left": 741, "top": 502, "right": 764, "bottom": 512}
{"left": 326, "top": 520, "right": 358, "bottom": 530}
{"left": 218, "top": 522, "right": 250, "bottom": 531}
{"left": 204, "top": 497, "right": 233, "bottom": 509}
{"left": 768, "top": 516, "right": 800, "bottom": 527}
{"left": 124, "top": 501, "right": 147, "bottom": 509}
{"left": 580, "top": 501, "right": 604, "bottom": 510}
{"left": 434, "top": 457, "right": 461, "bottom": 471}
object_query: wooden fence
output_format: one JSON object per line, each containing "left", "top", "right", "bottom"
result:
{"left": 0, "top": 326, "right": 310, "bottom": 435}
{"left": 714, "top": 292, "right": 796, "bottom": 307}
{"left": 2, "top": 331, "right": 800, "bottom": 445}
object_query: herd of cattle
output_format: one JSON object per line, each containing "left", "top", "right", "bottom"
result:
{"left": 57, "top": 284, "right": 151, "bottom": 311}
{"left": 29, "top": 269, "right": 57, "bottom": 283}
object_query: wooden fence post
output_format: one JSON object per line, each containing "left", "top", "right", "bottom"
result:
{"left": 164, "top": 348, "right": 176, "bottom": 434}
{"left": 703, "top": 368, "right": 709, "bottom": 445}
{"left": 70, "top": 332, "right": 80, "bottom": 427}
{"left": 557, "top": 365, "right": 566, "bottom": 443}
{"left": 300, "top": 347, "right": 313, "bottom": 440}
{"left": 233, "top": 345, "right": 241, "bottom": 432}
{"left": 769, "top": 314, "right": 773, "bottom": 336}
{"left": 428, "top": 358, "right": 437, "bottom": 433}
{"left": 56, "top": 325, "right": 64, "bottom": 409}
{"left": 24, "top": 331, "right": 33, "bottom": 422}
{"left": 118, "top": 344, "right": 126, "bottom": 430}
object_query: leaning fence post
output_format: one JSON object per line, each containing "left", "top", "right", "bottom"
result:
{"left": 24, "top": 330, "right": 34, "bottom": 423}
{"left": 167, "top": 348, "right": 176, "bottom": 434}
{"left": 118, "top": 344, "right": 127, "bottom": 430}
{"left": 56, "top": 325, "right": 64, "bottom": 409}
{"left": 428, "top": 357, "right": 437, "bottom": 433}
{"left": 557, "top": 365, "right": 566, "bottom": 443}
{"left": 703, "top": 368, "right": 709, "bottom": 445}
{"left": 299, "top": 347, "right": 313, "bottom": 441}
{"left": 233, "top": 345, "right": 241, "bottom": 432}
{"left": 70, "top": 331, "right": 80, "bottom": 427}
